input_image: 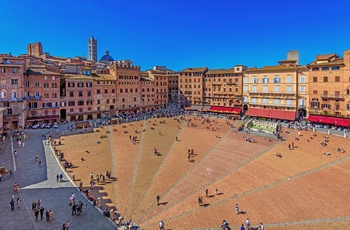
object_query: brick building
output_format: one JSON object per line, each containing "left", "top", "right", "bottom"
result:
{"left": 307, "top": 51, "right": 350, "bottom": 126}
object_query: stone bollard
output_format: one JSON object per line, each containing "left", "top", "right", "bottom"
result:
{"left": 344, "top": 132, "right": 347, "bottom": 138}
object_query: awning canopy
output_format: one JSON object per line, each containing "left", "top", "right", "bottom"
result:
{"left": 209, "top": 106, "right": 242, "bottom": 114}
{"left": 246, "top": 108, "right": 296, "bottom": 121}
{"left": 26, "top": 115, "right": 59, "bottom": 122}
{"left": 307, "top": 115, "right": 350, "bottom": 127}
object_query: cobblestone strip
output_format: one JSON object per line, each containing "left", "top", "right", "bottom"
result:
{"left": 109, "top": 126, "right": 118, "bottom": 209}
{"left": 131, "top": 120, "right": 185, "bottom": 220}
{"left": 137, "top": 120, "right": 240, "bottom": 224}
{"left": 143, "top": 153, "right": 350, "bottom": 228}
{"left": 124, "top": 120, "right": 147, "bottom": 217}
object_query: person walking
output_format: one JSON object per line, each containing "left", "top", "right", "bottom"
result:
{"left": 159, "top": 220, "right": 164, "bottom": 230}
{"left": 10, "top": 198, "right": 15, "bottom": 210}
{"left": 235, "top": 204, "right": 239, "bottom": 215}
{"left": 240, "top": 224, "right": 246, "bottom": 230}
{"left": 17, "top": 198, "right": 21, "bottom": 208}
{"left": 259, "top": 222, "right": 264, "bottom": 230}
{"left": 205, "top": 188, "right": 209, "bottom": 197}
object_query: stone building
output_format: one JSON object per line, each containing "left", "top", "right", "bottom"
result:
{"left": 243, "top": 60, "right": 308, "bottom": 121}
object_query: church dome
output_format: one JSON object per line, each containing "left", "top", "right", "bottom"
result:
{"left": 99, "top": 49, "right": 114, "bottom": 63}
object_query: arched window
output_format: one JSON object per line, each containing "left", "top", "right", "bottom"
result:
{"left": 252, "top": 77, "right": 258, "bottom": 84}
{"left": 312, "top": 67, "right": 319, "bottom": 71}
{"left": 332, "top": 66, "right": 340, "bottom": 70}
{"left": 322, "top": 66, "right": 329, "bottom": 71}
{"left": 262, "top": 77, "right": 269, "bottom": 83}
{"left": 273, "top": 76, "right": 280, "bottom": 83}
{"left": 300, "top": 75, "right": 306, "bottom": 83}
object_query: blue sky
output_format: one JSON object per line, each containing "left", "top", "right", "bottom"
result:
{"left": 1, "top": 0, "right": 349, "bottom": 71}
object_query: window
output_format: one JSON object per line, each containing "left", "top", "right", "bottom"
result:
{"left": 332, "top": 66, "right": 340, "bottom": 70}
{"left": 322, "top": 66, "right": 329, "bottom": 71}
{"left": 112, "top": 89, "right": 115, "bottom": 93}
{"left": 252, "top": 98, "right": 257, "bottom": 104}
{"left": 104, "top": 89, "right": 108, "bottom": 94}
{"left": 69, "top": 92, "right": 74, "bottom": 97}
{"left": 97, "top": 89, "right": 100, "bottom": 94}
{"left": 68, "top": 101, "right": 75, "bottom": 106}
{"left": 86, "top": 82, "right": 92, "bottom": 87}
{"left": 52, "top": 76, "right": 55, "bottom": 80}
{"left": 78, "top": 91, "right": 83, "bottom": 97}
{"left": 68, "top": 82, "right": 74, "bottom": 87}
{"left": 25, "top": 81, "right": 29, "bottom": 87}
{"left": 323, "top": 76, "right": 328, "bottom": 82}
{"left": 78, "top": 82, "right": 84, "bottom": 87}
{"left": 243, "top": 77, "right": 248, "bottom": 83}
{"left": 13, "top": 68, "right": 17, "bottom": 73}
{"left": 97, "top": 100, "right": 100, "bottom": 104}
{"left": 286, "top": 86, "right": 292, "bottom": 94}
{"left": 273, "top": 77, "right": 280, "bottom": 83}
{"left": 134, "top": 97, "right": 136, "bottom": 102}
{"left": 300, "top": 86, "right": 305, "bottom": 93}
{"left": 252, "top": 86, "right": 257, "bottom": 93}
{"left": 335, "top": 76, "right": 340, "bottom": 82}
{"left": 286, "top": 99, "right": 291, "bottom": 106}
{"left": 312, "top": 67, "right": 319, "bottom": 71}
{"left": 78, "top": 101, "right": 84, "bottom": 106}
{"left": 35, "top": 81, "right": 40, "bottom": 87}
{"left": 300, "top": 76, "right": 306, "bottom": 83}
{"left": 252, "top": 77, "right": 258, "bottom": 84}
{"left": 300, "top": 99, "right": 305, "bottom": 107}
{"left": 274, "top": 86, "right": 279, "bottom": 93}
{"left": 311, "top": 99, "right": 319, "bottom": 108}
{"left": 11, "top": 79, "right": 18, "bottom": 85}
{"left": 274, "top": 98, "right": 279, "bottom": 106}
{"left": 262, "top": 77, "right": 268, "bottom": 83}
{"left": 263, "top": 98, "right": 267, "bottom": 105}
{"left": 87, "top": 91, "right": 91, "bottom": 97}
{"left": 313, "top": 77, "right": 317, "bottom": 82}
{"left": 243, "top": 86, "right": 248, "bottom": 92}
{"left": 286, "top": 76, "right": 292, "bottom": 83}
{"left": 263, "top": 86, "right": 268, "bottom": 93}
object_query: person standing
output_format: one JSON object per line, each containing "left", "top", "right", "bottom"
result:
{"left": 235, "top": 204, "right": 239, "bottom": 215}
{"left": 40, "top": 207, "right": 45, "bottom": 220}
{"left": 10, "top": 198, "right": 15, "bottom": 210}
{"left": 156, "top": 194, "right": 160, "bottom": 206}
{"left": 205, "top": 188, "right": 209, "bottom": 197}
{"left": 259, "top": 222, "right": 264, "bottom": 230}
{"left": 245, "top": 218, "right": 250, "bottom": 229}
{"left": 240, "top": 224, "right": 246, "bottom": 230}
{"left": 34, "top": 208, "right": 40, "bottom": 222}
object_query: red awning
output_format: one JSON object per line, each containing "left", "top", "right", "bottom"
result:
{"left": 209, "top": 106, "right": 241, "bottom": 114}
{"left": 246, "top": 108, "right": 296, "bottom": 121}
{"left": 307, "top": 115, "right": 350, "bottom": 127}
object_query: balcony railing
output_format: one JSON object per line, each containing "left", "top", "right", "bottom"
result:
{"left": 249, "top": 92, "right": 297, "bottom": 97}
{"left": 320, "top": 94, "right": 344, "bottom": 100}
{"left": 23, "top": 96, "right": 42, "bottom": 100}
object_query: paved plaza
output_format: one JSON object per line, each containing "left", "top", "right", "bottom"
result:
{"left": 1, "top": 116, "right": 350, "bottom": 230}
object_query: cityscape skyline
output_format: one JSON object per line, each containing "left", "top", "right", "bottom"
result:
{"left": 1, "top": 0, "right": 350, "bottom": 71}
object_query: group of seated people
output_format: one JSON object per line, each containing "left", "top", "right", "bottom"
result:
{"left": 275, "top": 152, "right": 282, "bottom": 158}
{"left": 337, "top": 147, "right": 346, "bottom": 153}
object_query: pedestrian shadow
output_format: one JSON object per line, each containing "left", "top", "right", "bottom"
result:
{"left": 207, "top": 195, "right": 215, "bottom": 198}
{"left": 216, "top": 192, "right": 224, "bottom": 195}
{"left": 238, "top": 211, "right": 246, "bottom": 215}
{"left": 202, "top": 203, "right": 210, "bottom": 207}
{"left": 189, "top": 159, "right": 195, "bottom": 163}
{"left": 159, "top": 202, "right": 168, "bottom": 206}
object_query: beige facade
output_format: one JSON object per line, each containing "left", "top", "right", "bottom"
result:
{"left": 243, "top": 60, "right": 308, "bottom": 119}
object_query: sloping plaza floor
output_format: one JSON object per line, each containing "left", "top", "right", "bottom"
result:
{"left": 1, "top": 116, "right": 349, "bottom": 230}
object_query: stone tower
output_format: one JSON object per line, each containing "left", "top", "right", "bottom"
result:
{"left": 27, "top": 42, "right": 43, "bottom": 57}
{"left": 88, "top": 36, "right": 97, "bottom": 62}
{"left": 287, "top": 50, "right": 299, "bottom": 65}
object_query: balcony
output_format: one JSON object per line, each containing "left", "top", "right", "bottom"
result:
{"left": 320, "top": 94, "right": 344, "bottom": 100}
{"left": 249, "top": 92, "right": 297, "bottom": 97}
{"left": 250, "top": 103, "right": 296, "bottom": 109}
{"left": 23, "top": 96, "right": 42, "bottom": 100}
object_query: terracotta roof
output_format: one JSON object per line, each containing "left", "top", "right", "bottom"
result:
{"left": 65, "top": 74, "right": 94, "bottom": 80}
{"left": 278, "top": 60, "right": 297, "bottom": 63}
{"left": 244, "top": 65, "right": 307, "bottom": 73}
{"left": 316, "top": 54, "right": 336, "bottom": 61}
{"left": 181, "top": 67, "right": 208, "bottom": 72}
{"left": 308, "top": 58, "right": 344, "bottom": 66}
{"left": 206, "top": 68, "right": 237, "bottom": 74}
{"left": 93, "top": 74, "right": 116, "bottom": 81}
{"left": 26, "top": 67, "right": 60, "bottom": 75}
